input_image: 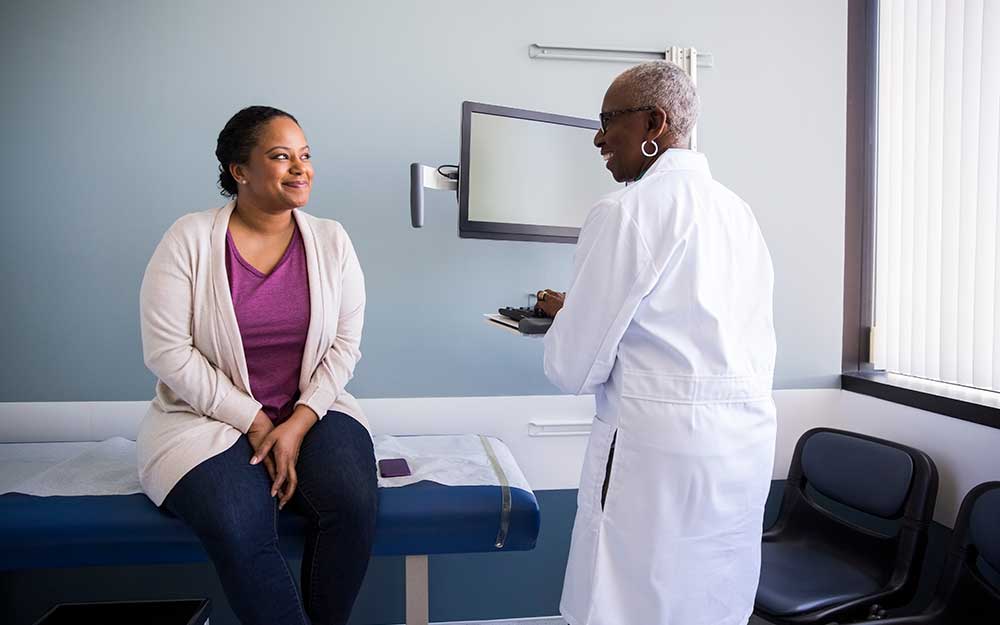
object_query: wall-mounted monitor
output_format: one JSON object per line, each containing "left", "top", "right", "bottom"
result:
{"left": 459, "top": 101, "right": 621, "bottom": 244}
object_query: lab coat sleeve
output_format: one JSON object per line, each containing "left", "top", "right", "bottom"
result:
{"left": 140, "top": 229, "right": 262, "bottom": 433}
{"left": 296, "top": 226, "right": 365, "bottom": 419}
{"left": 543, "top": 201, "right": 661, "bottom": 395}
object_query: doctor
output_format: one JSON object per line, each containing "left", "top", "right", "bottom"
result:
{"left": 537, "top": 61, "right": 777, "bottom": 625}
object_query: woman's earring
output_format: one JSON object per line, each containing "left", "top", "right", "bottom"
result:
{"left": 240, "top": 179, "right": 248, "bottom": 184}
{"left": 641, "top": 140, "right": 659, "bottom": 157}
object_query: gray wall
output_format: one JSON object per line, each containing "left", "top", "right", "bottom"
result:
{"left": 0, "top": 0, "right": 847, "bottom": 402}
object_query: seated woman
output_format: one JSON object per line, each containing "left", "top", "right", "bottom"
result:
{"left": 137, "top": 106, "right": 376, "bottom": 625}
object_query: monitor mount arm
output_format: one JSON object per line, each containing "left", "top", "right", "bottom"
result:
{"left": 409, "top": 163, "right": 459, "bottom": 228}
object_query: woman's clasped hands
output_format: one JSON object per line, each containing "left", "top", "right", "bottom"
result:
{"left": 247, "top": 407, "right": 319, "bottom": 510}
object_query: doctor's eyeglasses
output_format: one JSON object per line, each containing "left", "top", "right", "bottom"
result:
{"left": 599, "top": 106, "right": 655, "bottom": 133}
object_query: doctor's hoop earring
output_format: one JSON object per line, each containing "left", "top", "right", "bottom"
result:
{"left": 641, "top": 140, "right": 659, "bottom": 157}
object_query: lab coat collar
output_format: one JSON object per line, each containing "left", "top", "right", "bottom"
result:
{"left": 645, "top": 148, "right": 712, "bottom": 179}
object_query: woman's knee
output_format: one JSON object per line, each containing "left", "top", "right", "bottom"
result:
{"left": 166, "top": 460, "right": 279, "bottom": 559}
{"left": 195, "top": 502, "right": 281, "bottom": 567}
{"left": 310, "top": 412, "right": 373, "bottom": 455}
{"left": 300, "top": 457, "right": 375, "bottom": 508}
{"left": 342, "top": 475, "right": 378, "bottom": 519}
{"left": 300, "top": 414, "right": 376, "bottom": 483}
{"left": 300, "top": 468, "right": 376, "bottom": 525}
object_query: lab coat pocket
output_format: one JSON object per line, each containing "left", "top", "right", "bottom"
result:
{"left": 577, "top": 416, "right": 615, "bottom": 521}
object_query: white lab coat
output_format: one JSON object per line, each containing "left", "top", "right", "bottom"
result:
{"left": 544, "top": 149, "right": 776, "bottom": 625}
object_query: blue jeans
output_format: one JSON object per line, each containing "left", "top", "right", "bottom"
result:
{"left": 163, "top": 411, "right": 377, "bottom": 625}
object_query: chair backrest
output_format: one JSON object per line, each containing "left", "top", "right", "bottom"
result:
{"left": 801, "top": 430, "right": 915, "bottom": 519}
{"left": 787, "top": 428, "right": 938, "bottom": 530}
{"left": 969, "top": 486, "right": 1000, "bottom": 579}
{"left": 933, "top": 481, "right": 1000, "bottom": 619}
{"left": 770, "top": 427, "right": 939, "bottom": 617}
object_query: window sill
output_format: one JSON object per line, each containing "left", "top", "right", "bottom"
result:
{"left": 841, "top": 371, "right": 1000, "bottom": 429}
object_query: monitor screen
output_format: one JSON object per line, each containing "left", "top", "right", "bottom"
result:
{"left": 459, "top": 102, "right": 621, "bottom": 243}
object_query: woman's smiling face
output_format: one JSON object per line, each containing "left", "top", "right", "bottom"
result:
{"left": 231, "top": 116, "right": 313, "bottom": 210}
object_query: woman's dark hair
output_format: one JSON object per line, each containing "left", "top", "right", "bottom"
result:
{"left": 215, "top": 106, "right": 299, "bottom": 197}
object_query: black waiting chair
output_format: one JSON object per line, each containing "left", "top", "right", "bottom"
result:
{"left": 841, "top": 480, "right": 1000, "bottom": 624}
{"left": 754, "top": 428, "right": 939, "bottom": 624}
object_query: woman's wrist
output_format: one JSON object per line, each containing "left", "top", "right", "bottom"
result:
{"left": 286, "top": 405, "right": 319, "bottom": 432}
{"left": 250, "top": 410, "right": 272, "bottom": 432}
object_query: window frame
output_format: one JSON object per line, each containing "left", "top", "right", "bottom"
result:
{"left": 842, "top": 0, "right": 1000, "bottom": 429}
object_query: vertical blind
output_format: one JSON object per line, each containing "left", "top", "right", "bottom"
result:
{"left": 874, "top": 0, "right": 1000, "bottom": 393}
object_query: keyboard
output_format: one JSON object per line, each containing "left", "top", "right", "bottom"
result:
{"left": 498, "top": 306, "right": 547, "bottom": 321}
{"left": 497, "top": 306, "right": 553, "bottom": 334}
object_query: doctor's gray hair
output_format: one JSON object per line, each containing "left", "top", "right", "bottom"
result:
{"left": 614, "top": 61, "right": 699, "bottom": 143}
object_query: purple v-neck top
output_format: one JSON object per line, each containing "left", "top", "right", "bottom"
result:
{"left": 225, "top": 226, "right": 311, "bottom": 424}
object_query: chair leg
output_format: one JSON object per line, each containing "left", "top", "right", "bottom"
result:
{"left": 405, "top": 555, "right": 429, "bottom": 625}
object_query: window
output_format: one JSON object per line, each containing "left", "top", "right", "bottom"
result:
{"left": 843, "top": 0, "right": 1000, "bottom": 428}
{"left": 872, "top": 0, "right": 1000, "bottom": 393}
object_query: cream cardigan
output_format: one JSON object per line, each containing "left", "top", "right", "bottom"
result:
{"left": 137, "top": 200, "right": 368, "bottom": 506}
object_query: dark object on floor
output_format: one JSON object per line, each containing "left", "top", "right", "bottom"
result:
{"left": 33, "top": 598, "right": 210, "bottom": 625}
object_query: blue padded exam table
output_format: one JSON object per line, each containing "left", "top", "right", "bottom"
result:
{"left": 0, "top": 477, "right": 540, "bottom": 625}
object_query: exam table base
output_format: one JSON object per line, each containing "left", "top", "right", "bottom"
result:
{"left": 406, "top": 555, "right": 429, "bottom": 625}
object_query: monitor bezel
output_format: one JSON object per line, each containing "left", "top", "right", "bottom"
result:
{"left": 459, "top": 101, "right": 604, "bottom": 244}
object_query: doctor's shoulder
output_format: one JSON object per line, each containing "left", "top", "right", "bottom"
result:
{"left": 579, "top": 195, "right": 626, "bottom": 234}
{"left": 708, "top": 177, "right": 748, "bottom": 203}
{"left": 615, "top": 176, "right": 701, "bottom": 243}
{"left": 705, "top": 180, "right": 762, "bottom": 226}
{"left": 615, "top": 173, "right": 684, "bottom": 214}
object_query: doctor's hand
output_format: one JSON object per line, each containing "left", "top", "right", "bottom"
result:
{"left": 251, "top": 406, "right": 319, "bottom": 510}
{"left": 535, "top": 289, "right": 566, "bottom": 318}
